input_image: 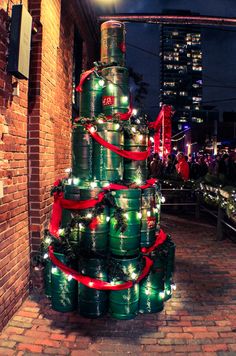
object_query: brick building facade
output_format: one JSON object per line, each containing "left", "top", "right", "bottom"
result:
{"left": 0, "top": 0, "right": 99, "bottom": 330}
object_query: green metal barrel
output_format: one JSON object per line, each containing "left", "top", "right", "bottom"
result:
{"left": 63, "top": 178, "right": 81, "bottom": 201}
{"left": 79, "top": 72, "right": 103, "bottom": 118}
{"left": 140, "top": 187, "right": 157, "bottom": 247}
{"left": 78, "top": 207, "right": 109, "bottom": 254}
{"left": 78, "top": 257, "right": 108, "bottom": 318}
{"left": 139, "top": 253, "right": 165, "bottom": 313}
{"left": 72, "top": 125, "right": 93, "bottom": 181}
{"left": 61, "top": 209, "right": 72, "bottom": 228}
{"left": 101, "top": 20, "right": 126, "bottom": 66}
{"left": 44, "top": 259, "right": 52, "bottom": 298}
{"left": 92, "top": 122, "right": 124, "bottom": 182}
{"left": 110, "top": 210, "right": 141, "bottom": 256}
{"left": 111, "top": 188, "right": 141, "bottom": 211}
{"left": 124, "top": 126, "right": 149, "bottom": 184}
{"left": 51, "top": 253, "right": 77, "bottom": 312}
{"left": 155, "top": 189, "right": 162, "bottom": 225}
{"left": 109, "top": 189, "right": 141, "bottom": 256}
{"left": 109, "top": 255, "right": 141, "bottom": 319}
{"left": 101, "top": 66, "right": 129, "bottom": 117}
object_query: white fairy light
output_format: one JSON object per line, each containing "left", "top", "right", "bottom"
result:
{"left": 138, "top": 212, "right": 142, "bottom": 219}
{"left": 171, "top": 283, "right": 177, "bottom": 291}
{"left": 86, "top": 213, "right": 93, "bottom": 219}
{"left": 132, "top": 108, "right": 138, "bottom": 116}
{"left": 88, "top": 282, "right": 94, "bottom": 287}
{"left": 73, "top": 178, "right": 79, "bottom": 185}
{"left": 131, "top": 272, "right": 137, "bottom": 280}
{"left": 98, "top": 79, "right": 105, "bottom": 87}
{"left": 121, "top": 96, "right": 128, "bottom": 104}
{"left": 59, "top": 228, "right": 65, "bottom": 236}
{"left": 147, "top": 211, "right": 151, "bottom": 217}
{"left": 68, "top": 178, "right": 72, "bottom": 185}
{"left": 159, "top": 291, "right": 165, "bottom": 299}
{"left": 161, "top": 196, "right": 166, "bottom": 203}
{"left": 131, "top": 127, "right": 136, "bottom": 133}
{"left": 150, "top": 137, "right": 154, "bottom": 143}
{"left": 135, "top": 178, "right": 142, "bottom": 185}
{"left": 67, "top": 275, "right": 73, "bottom": 281}
{"left": 106, "top": 217, "right": 110, "bottom": 222}
{"left": 43, "top": 253, "right": 48, "bottom": 259}
{"left": 51, "top": 267, "right": 57, "bottom": 274}
{"left": 45, "top": 237, "right": 51, "bottom": 244}
{"left": 98, "top": 118, "right": 104, "bottom": 124}
{"left": 90, "top": 181, "right": 97, "bottom": 188}
{"left": 65, "top": 168, "right": 72, "bottom": 173}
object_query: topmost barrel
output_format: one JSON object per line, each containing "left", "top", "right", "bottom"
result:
{"left": 101, "top": 21, "right": 126, "bottom": 66}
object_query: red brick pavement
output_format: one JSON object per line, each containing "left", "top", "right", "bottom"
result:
{"left": 1, "top": 214, "right": 236, "bottom": 356}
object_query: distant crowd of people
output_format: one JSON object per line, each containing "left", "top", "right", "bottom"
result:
{"left": 148, "top": 151, "right": 236, "bottom": 185}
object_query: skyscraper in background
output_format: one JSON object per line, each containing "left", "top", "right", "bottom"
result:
{"left": 160, "top": 10, "right": 203, "bottom": 137}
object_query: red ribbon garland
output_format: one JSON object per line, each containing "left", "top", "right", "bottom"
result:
{"left": 49, "top": 191, "right": 105, "bottom": 238}
{"left": 86, "top": 125, "right": 150, "bottom": 161}
{"left": 76, "top": 68, "right": 95, "bottom": 93}
{"left": 49, "top": 246, "right": 153, "bottom": 290}
{"left": 141, "top": 229, "right": 167, "bottom": 254}
{"left": 49, "top": 179, "right": 158, "bottom": 238}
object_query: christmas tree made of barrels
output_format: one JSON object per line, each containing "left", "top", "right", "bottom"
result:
{"left": 44, "top": 21, "right": 175, "bottom": 319}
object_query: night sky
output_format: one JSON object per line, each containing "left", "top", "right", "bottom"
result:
{"left": 95, "top": 0, "right": 236, "bottom": 120}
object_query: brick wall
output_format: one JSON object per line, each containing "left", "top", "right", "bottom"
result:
{"left": 0, "top": 0, "right": 30, "bottom": 331}
{"left": 0, "top": 0, "right": 99, "bottom": 330}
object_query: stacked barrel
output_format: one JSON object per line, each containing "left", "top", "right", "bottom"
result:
{"left": 46, "top": 20, "right": 175, "bottom": 319}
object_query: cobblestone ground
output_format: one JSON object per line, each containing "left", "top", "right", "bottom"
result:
{"left": 1, "top": 214, "right": 236, "bottom": 356}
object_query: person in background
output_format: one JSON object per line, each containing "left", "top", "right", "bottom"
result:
{"left": 150, "top": 153, "right": 164, "bottom": 179}
{"left": 175, "top": 152, "right": 190, "bottom": 181}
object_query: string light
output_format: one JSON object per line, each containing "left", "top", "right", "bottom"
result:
{"left": 45, "top": 237, "right": 51, "bottom": 244}
{"left": 86, "top": 213, "right": 93, "bottom": 219}
{"left": 138, "top": 212, "right": 142, "bottom": 219}
{"left": 58, "top": 228, "right": 65, "bottom": 236}
{"left": 147, "top": 211, "right": 151, "bottom": 217}
{"left": 51, "top": 267, "right": 57, "bottom": 274}
{"left": 161, "top": 196, "right": 166, "bottom": 203}
{"left": 73, "top": 178, "right": 79, "bottom": 185}
{"left": 98, "top": 79, "right": 105, "bottom": 87}
{"left": 131, "top": 127, "right": 136, "bottom": 133}
{"left": 135, "top": 177, "right": 142, "bottom": 185}
{"left": 90, "top": 181, "right": 97, "bottom": 188}
{"left": 65, "top": 168, "right": 71, "bottom": 173}
{"left": 68, "top": 178, "right": 72, "bottom": 185}
{"left": 43, "top": 253, "right": 48, "bottom": 259}
{"left": 106, "top": 217, "right": 110, "bottom": 222}
{"left": 121, "top": 96, "right": 128, "bottom": 104}
{"left": 98, "top": 118, "right": 104, "bottom": 124}
{"left": 171, "top": 134, "right": 186, "bottom": 142}
{"left": 67, "top": 275, "right": 73, "bottom": 281}
{"left": 159, "top": 291, "right": 165, "bottom": 299}
{"left": 88, "top": 282, "right": 94, "bottom": 287}
{"left": 132, "top": 108, "right": 138, "bottom": 116}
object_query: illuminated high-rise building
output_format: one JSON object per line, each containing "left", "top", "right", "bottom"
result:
{"left": 160, "top": 10, "right": 203, "bottom": 130}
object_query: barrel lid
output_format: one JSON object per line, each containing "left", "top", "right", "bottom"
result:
{"left": 101, "top": 20, "right": 124, "bottom": 30}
